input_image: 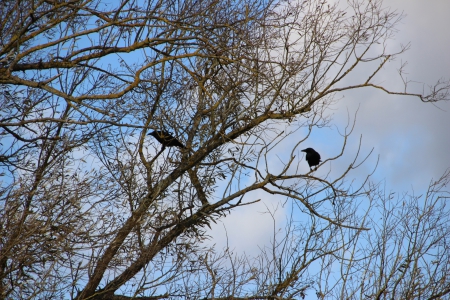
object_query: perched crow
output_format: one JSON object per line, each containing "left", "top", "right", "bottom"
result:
{"left": 302, "top": 148, "right": 321, "bottom": 171}
{"left": 148, "top": 130, "right": 185, "bottom": 148}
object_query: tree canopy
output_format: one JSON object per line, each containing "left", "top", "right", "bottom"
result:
{"left": 1, "top": 0, "right": 449, "bottom": 299}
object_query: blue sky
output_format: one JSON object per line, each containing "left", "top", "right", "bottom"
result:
{"left": 206, "top": 0, "right": 450, "bottom": 257}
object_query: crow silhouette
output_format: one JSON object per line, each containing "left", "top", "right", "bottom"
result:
{"left": 302, "top": 148, "right": 321, "bottom": 171}
{"left": 148, "top": 130, "right": 185, "bottom": 148}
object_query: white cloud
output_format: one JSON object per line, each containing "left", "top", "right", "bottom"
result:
{"left": 206, "top": 0, "right": 450, "bottom": 253}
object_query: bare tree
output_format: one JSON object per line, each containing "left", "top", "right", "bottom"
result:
{"left": 1, "top": 0, "right": 449, "bottom": 299}
{"left": 325, "top": 170, "right": 450, "bottom": 300}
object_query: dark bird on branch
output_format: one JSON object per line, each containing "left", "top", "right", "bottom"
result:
{"left": 302, "top": 148, "right": 321, "bottom": 171}
{"left": 148, "top": 130, "right": 185, "bottom": 148}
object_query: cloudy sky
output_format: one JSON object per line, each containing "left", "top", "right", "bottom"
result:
{"left": 207, "top": 0, "right": 450, "bottom": 255}
{"left": 333, "top": 0, "right": 450, "bottom": 189}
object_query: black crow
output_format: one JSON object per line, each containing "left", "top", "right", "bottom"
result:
{"left": 148, "top": 130, "right": 185, "bottom": 148}
{"left": 302, "top": 148, "right": 321, "bottom": 171}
